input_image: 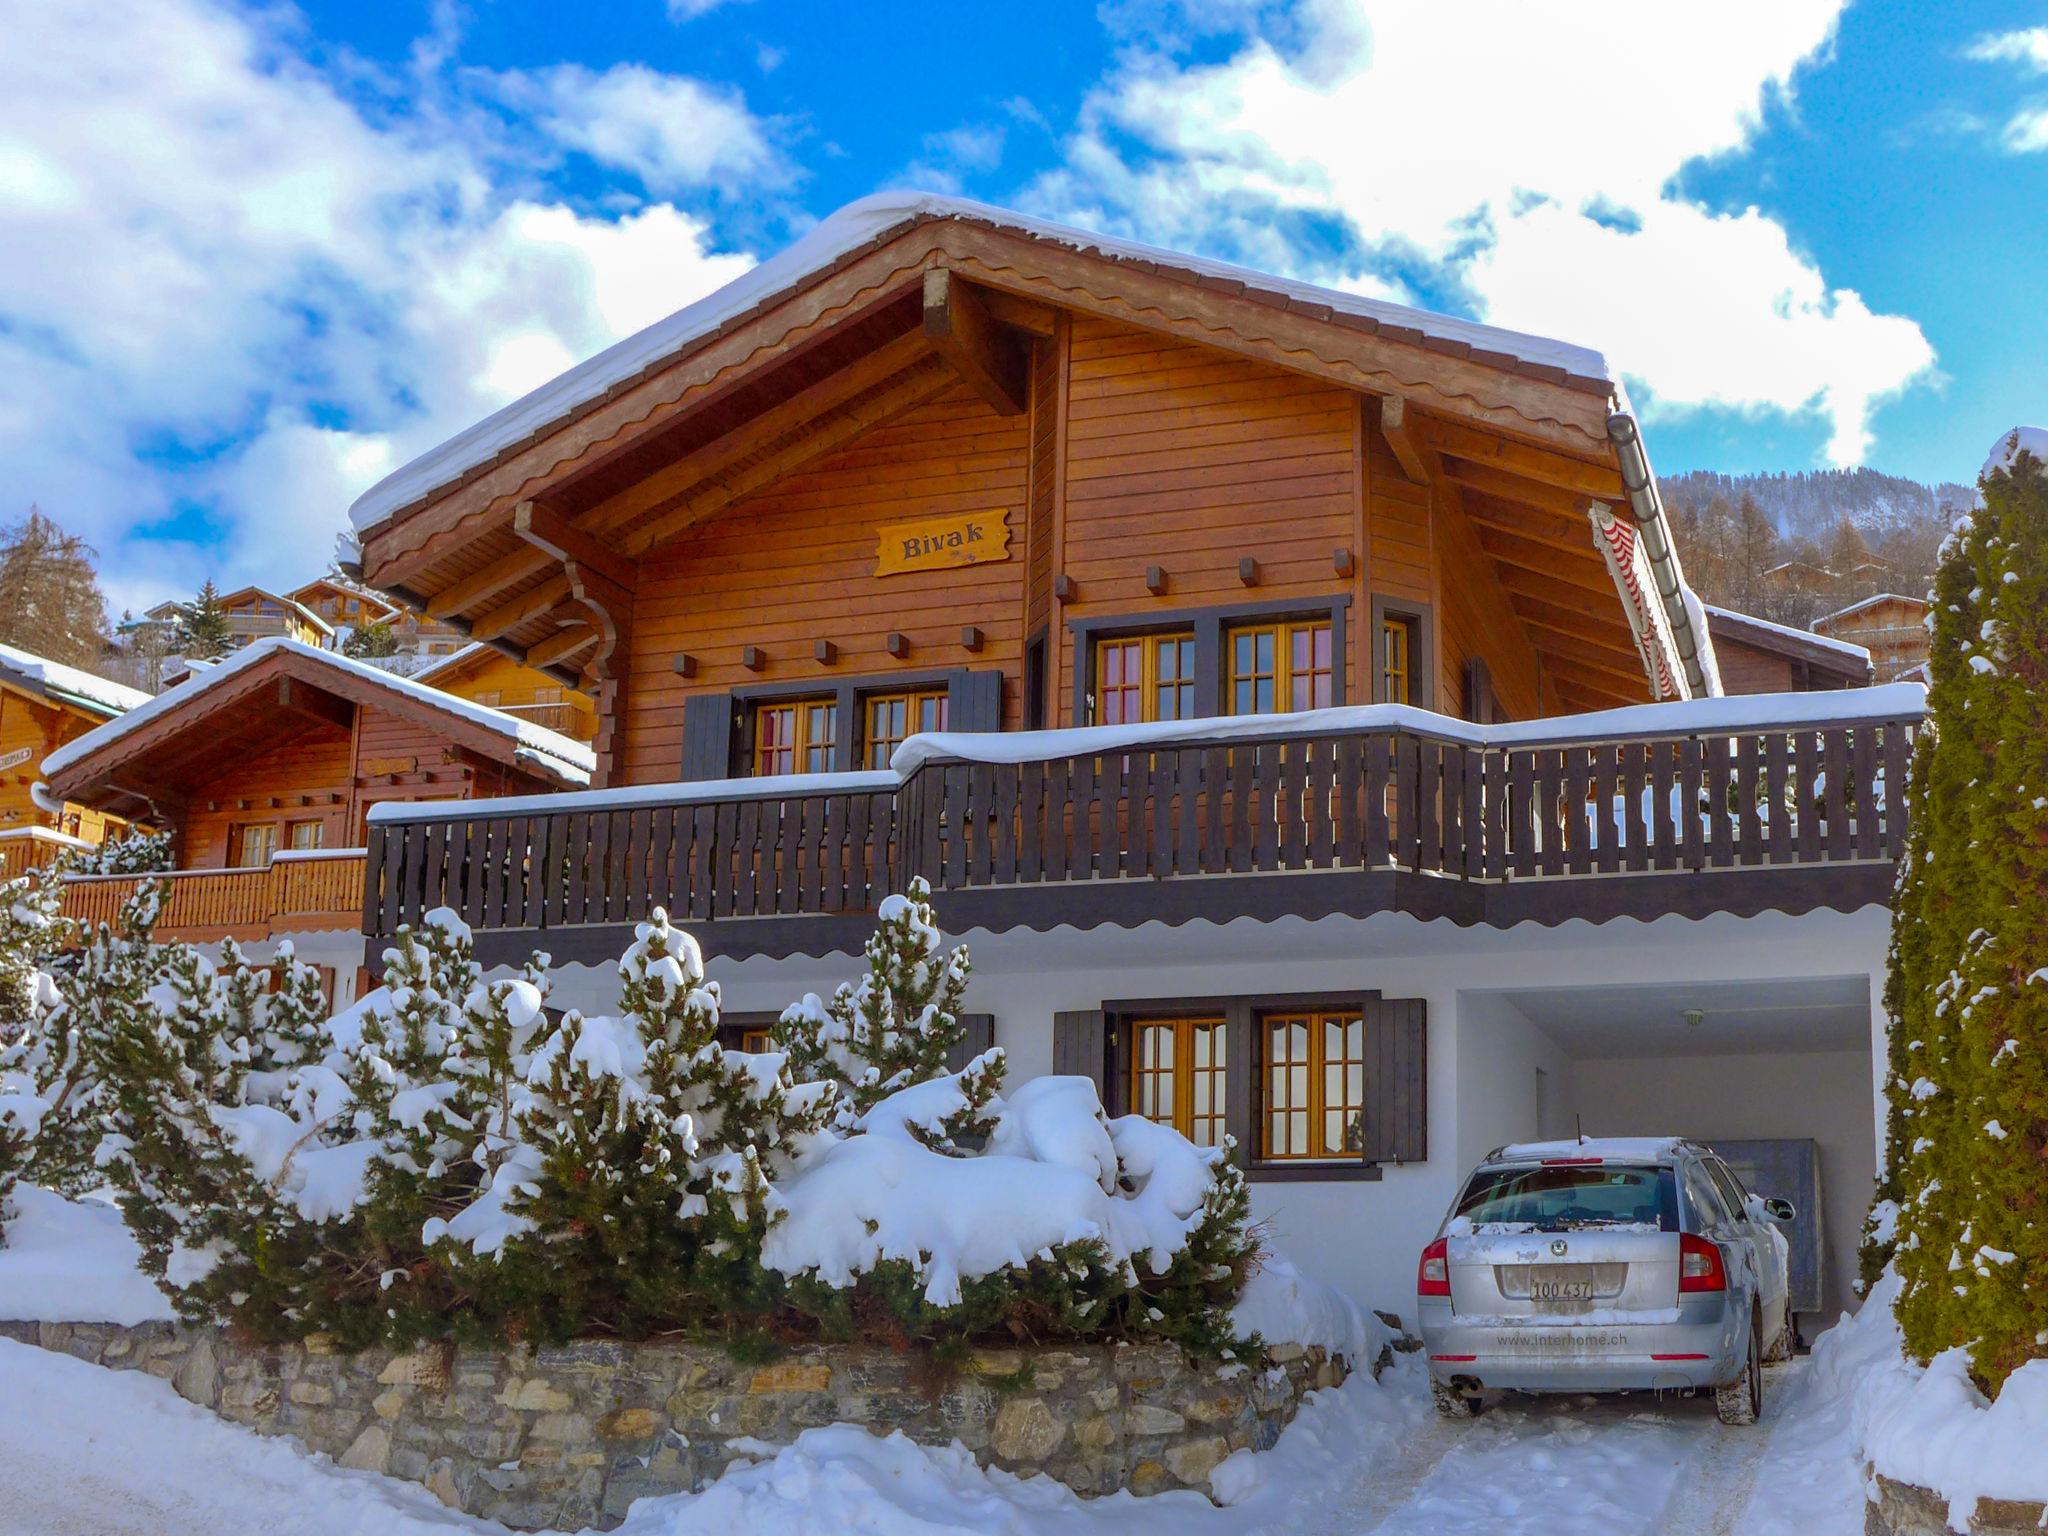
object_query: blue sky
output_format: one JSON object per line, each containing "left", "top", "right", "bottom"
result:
{"left": 5, "top": 0, "right": 2046, "bottom": 609}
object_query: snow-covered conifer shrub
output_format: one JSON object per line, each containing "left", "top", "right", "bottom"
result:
{"left": 63, "top": 828, "right": 174, "bottom": 876}
{"left": 1880, "top": 431, "right": 2048, "bottom": 1394}
{"left": 0, "top": 869, "right": 68, "bottom": 1234}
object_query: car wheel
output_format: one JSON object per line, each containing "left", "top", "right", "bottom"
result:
{"left": 1715, "top": 1310, "right": 1762, "bottom": 1426}
{"left": 1763, "top": 1299, "right": 1794, "bottom": 1363}
{"left": 1431, "top": 1380, "right": 1479, "bottom": 1419}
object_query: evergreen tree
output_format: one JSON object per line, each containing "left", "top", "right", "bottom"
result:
{"left": 341, "top": 620, "right": 400, "bottom": 660}
{"left": 1881, "top": 430, "right": 2048, "bottom": 1394}
{"left": 177, "top": 581, "right": 237, "bottom": 660}
{"left": 0, "top": 508, "right": 110, "bottom": 668}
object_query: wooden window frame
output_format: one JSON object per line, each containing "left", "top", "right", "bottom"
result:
{"left": 1225, "top": 616, "right": 1335, "bottom": 716}
{"left": 1101, "top": 989, "right": 1385, "bottom": 1183}
{"left": 1091, "top": 630, "right": 1196, "bottom": 726}
{"left": 1126, "top": 1015, "right": 1228, "bottom": 1148}
{"left": 1369, "top": 594, "right": 1434, "bottom": 709}
{"left": 231, "top": 820, "right": 278, "bottom": 869}
{"left": 862, "top": 687, "right": 950, "bottom": 771}
{"left": 1257, "top": 1007, "right": 1367, "bottom": 1162}
{"left": 1069, "top": 595, "right": 1350, "bottom": 728}
{"left": 752, "top": 696, "right": 837, "bottom": 777}
{"left": 727, "top": 668, "right": 985, "bottom": 779}
{"left": 285, "top": 818, "right": 324, "bottom": 851}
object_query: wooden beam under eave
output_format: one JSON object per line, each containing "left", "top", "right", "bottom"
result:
{"left": 514, "top": 500, "right": 636, "bottom": 595}
{"left": 623, "top": 356, "right": 957, "bottom": 557}
{"left": 1439, "top": 456, "right": 1592, "bottom": 520}
{"left": 922, "top": 269, "right": 1027, "bottom": 417}
{"left": 582, "top": 327, "right": 935, "bottom": 539}
{"left": 1416, "top": 415, "right": 1625, "bottom": 499}
{"left": 1474, "top": 527, "right": 1620, "bottom": 597}
{"left": 525, "top": 624, "right": 598, "bottom": 670}
{"left": 426, "top": 545, "right": 551, "bottom": 620}
{"left": 275, "top": 676, "right": 355, "bottom": 732}
{"left": 1542, "top": 652, "right": 1651, "bottom": 701}
{"left": 1379, "top": 397, "right": 1431, "bottom": 485}
{"left": 471, "top": 574, "right": 572, "bottom": 642}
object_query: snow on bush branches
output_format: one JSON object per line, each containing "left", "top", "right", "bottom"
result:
{"left": 10, "top": 877, "right": 1256, "bottom": 1359}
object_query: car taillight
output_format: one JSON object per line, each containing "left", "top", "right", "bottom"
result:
{"left": 1679, "top": 1233, "right": 1726, "bottom": 1293}
{"left": 1418, "top": 1237, "right": 1450, "bottom": 1297}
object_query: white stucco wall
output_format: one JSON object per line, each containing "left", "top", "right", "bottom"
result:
{"left": 528, "top": 903, "right": 1890, "bottom": 1320}
{"left": 1566, "top": 1050, "right": 1874, "bottom": 1326}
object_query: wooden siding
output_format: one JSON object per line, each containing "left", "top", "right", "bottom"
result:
{"left": 179, "top": 722, "right": 354, "bottom": 866}
{"left": 1714, "top": 635, "right": 1799, "bottom": 695}
{"left": 616, "top": 380, "right": 1032, "bottom": 784}
{"left": 429, "top": 649, "right": 596, "bottom": 742}
{"left": 0, "top": 687, "right": 130, "bottom": 845}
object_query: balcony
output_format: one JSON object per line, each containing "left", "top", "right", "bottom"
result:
{"left": 0, "top": 827, "right": 90, "bottom": 881}
{"left": 362, "top": 687, "right": 1924, "bottom": 966}
{"left": 62, "top": 850, "right": 369, "bottom": 945}
{"left": 493, "top": 700, "right": 595, "bottom": 740}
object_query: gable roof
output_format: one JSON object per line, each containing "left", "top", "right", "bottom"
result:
{"left": 42, "top": 636, "right": 593, "bottom": 795}
{"left": 289, "top": 575, "right": 400, "bottom": 619}
{"left": 348, "top": 191, "right": 1618, "bottom": 537}
{"left": 1812, "top": 592, "right": 1929, "bottom": 630}
{"left": 217, "top": 585, "right": 337, "bottom": 638}
{"left": 0, "top": 643, "right": 150, "bottom": 719}
{"left": 1702, "top": 604, "right": 1873, "bottom": 682}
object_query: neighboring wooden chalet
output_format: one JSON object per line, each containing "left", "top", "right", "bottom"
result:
{"left": 143, "top": 586, "right": 334, "bottom": 651}
{"left": 1702, "top": 604, "right": 1872, "bottom": 693}
{"left": 0, "top": 642, "right": 149, "bottom": 875}
{"left": 417, "top": 642, "right": 597, "bottom": 743}
{"left": 40, "top": 638, "right": 591, "bottom": 997}
{"left": 1812, "top": 593, "right": 1930, "bottom": 683}
{"left": 289, "top": 575, "right": 400, "bottom": 634}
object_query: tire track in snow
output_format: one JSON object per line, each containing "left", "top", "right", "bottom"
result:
{"left": 1646, "top": 1362, "right": 1803, "bottom": 1536}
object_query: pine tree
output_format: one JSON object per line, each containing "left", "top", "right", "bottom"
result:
{"left": 0, "top": 508, "right": 110, "bottom": 668}
{"left": 177, "top": 581, "right": 237, "bottom": 660}
{"left": 341, "top": 620, "right": 399, "bottom": 660}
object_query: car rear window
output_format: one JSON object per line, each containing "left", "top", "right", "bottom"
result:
{"left": 1454, "top": 1163, "right": 1679, "bottom": 1232}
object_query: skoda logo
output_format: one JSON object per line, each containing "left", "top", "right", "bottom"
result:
{"left": 1550, "top": 1239, "right": 1568, "bottom": 1257}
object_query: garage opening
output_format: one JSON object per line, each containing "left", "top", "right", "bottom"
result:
{"left": 1461, "top": 975, "right": 1875, "bottom": 1342}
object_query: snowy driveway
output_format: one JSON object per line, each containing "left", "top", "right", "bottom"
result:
{"left": 0, "top": 1341, "right": 1867, "bottom": 1536}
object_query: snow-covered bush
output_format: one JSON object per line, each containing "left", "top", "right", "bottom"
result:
{"left": 84, "top": 886, "right": 1258, "bottom": 1362}
{"left": 63, "top": 828, "right": 174, "bottom": 875}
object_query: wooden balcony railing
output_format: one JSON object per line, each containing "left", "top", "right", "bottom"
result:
{"left": 495, "top": 701, "right": 595, "bottom": 740}
{"left": 0, "top": 827, "right": 91, "bottom": 881}
{"left": 61, "top": 850, "right": 368, "bottom": 944}
{"left": 363, "top": 688, "right": 1924, "bottom": 960}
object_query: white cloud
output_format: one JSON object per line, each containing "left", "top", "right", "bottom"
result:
{"left": 0, "top": 0, "right": 776, "bottom": 608}
{"left": 1026, "top": 0, "right": 1937, "bottom": 465}
{"left": 491, "top": 63, "right": 789, "bottom": 196}
{"left": 1966, "top": 26, "right": 2048, "bottom": 152}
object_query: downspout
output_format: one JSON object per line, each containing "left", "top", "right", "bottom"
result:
{"left": 1605, "top": 411, "right": 1713, "bottom": 699}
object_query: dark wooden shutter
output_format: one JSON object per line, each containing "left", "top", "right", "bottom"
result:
{"left": 1361, "top": 997, "right": 1427, "bottom": 1164}
{"left": 946, "top": 1012, "right": 996, "bottom": 1072}
{"left": 1052, "top": 1009, "right": 1108, "bottom": 1100}
{"left": 680, "top": 693, "right": 736, "bottom": 781}
{"left": 1465, "top": 658, "right": 1498, "bottom": 724}
{"left": 947, "top": 668, "right": 1004, "bottom": 734}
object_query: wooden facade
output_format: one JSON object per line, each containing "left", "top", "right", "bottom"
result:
{"left": 0, "top": 647, "right": 143, "bottom": 852}
{"left": 1704, "top": 605, "right": 1872, "bottom": 694}
{"left": 418, "top": 644, "right": 598, "bottom": 744}
{"left": 42, "top": 644, "right": 586, "bottom": 948}
{"left": 344, "top": 200, "right": 1916, "bottom": 959}
{"left": 1811, "top": 594, "right": 1930, "bottom": 684}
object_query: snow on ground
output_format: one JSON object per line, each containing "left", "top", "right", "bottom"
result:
{"left": 0, "top": 1186, "right": 172, "bottom": 1326}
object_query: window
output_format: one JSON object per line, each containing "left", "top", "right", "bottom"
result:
{"left": 864, "top": 689, "right": 949, "bottom": 769}
{"left": 1228, "top": 619, "right": 1333, "bottom": 714}
{"left": 1381, "top": 616, "right": 1414, "bottom": 704}
{"left": 233, "top": 822, "right": 277, "bottom": 868}
{"left": 532, "top": 686, "right": 563, "bottom": 705}
{"left": 754, "top": 699, "right": 835, "bottom": 776}
{"left": 1093, "top": 631, "right": 1195, "bottom": 724}
{"left": 286, "top": 819, "right": 323, "bottom": 851}
{"left": 1129, "top": 1017, "right": 1227, "bottom": 1148}
{"left": 739, "top": 1027, "right": 773, "bottom": 1052}
{"left": 1454, "top": 1164, "right": 1679, "bottom": 1232}
{"left": 1262, "top": 1009, "right": 1365, "bottom": 1159}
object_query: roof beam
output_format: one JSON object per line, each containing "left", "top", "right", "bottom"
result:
{"left": 471, "top": 574, "right": 572, "bottom": 642}
{"left": 425, "top": 545, "right": 551, "bottom": 621}
{"left": 525, "top": 623, "right": 598, "bottom": 670}
{"left": 1474, "top": 527, "right": 1619, "bottom": 597}
{"left": 1416, "top": 415, "right": 1625, "bottom": 498}
{"left": 275, "top": 677, "right": 354, "bottom": 732}
{"left": 513, "top": 500, "right": 636, "bottom": 595}
{"left": 1379, "top": 397, "right": 1431, "bottom": 485}
{"left": 921, "top": 269, "right": 1027, "bottom": 417}
{"left": 1439, "top": 456, "right": 1592, "bottom": 519}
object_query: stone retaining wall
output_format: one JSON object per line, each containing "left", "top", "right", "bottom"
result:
{"left": 3, "top": 1319, "right": 1348, "bottom": 1529}
{"left": 1866, "top": 1472, "right": 2048, "bottom": 1536}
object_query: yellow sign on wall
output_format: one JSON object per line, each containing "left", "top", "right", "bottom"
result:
{"left": 874, "top": 511, "right": 1012, "bottom": 577}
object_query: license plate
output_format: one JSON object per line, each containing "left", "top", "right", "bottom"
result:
{"left": 1527, "top": 1266, "right": 1595, "bottom": 1303}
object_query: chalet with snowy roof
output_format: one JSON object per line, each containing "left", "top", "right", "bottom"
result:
{"left": 0, "top": 642, "right": 150, "bottom": 875}
{"left": 417, "top": 642, "right": 596, "bottom": 743}
{"left": 343, "top": 192, "right": 1925, "bottom": 1330}
{"left": 40, "top": 637, "right": 591, "bottom": 1005}
{"left": 1811, "top": 593, "right": 1930, "bottom": 684}
{"left": 289, "top": 575, "right": 400, "bottom": 632}
{"left": 1701, "top": 604, "right": 1872, "bottom": 693}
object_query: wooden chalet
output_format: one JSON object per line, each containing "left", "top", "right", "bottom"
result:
{"left": 341, "top": 193, "right": 1923, "bottom": 1321}
{"left": 1702, "top": 605, "right": 1872, "bottom": 693}
{"left": 1811, "top": 593, "right": 1930, "bottom": 683}
{"left": 0, "top": 642, "right": 149, "bottom": 876}
{"left": 40, "top": 638, "right": 590, "bottom": 998}
{"left": 416, "top": 642, "right": 597, "bottom": 743}
{"left": 289, "top": 575, "right": 400, "bottom": 633}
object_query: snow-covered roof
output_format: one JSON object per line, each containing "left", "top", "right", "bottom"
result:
{"left": 219, "top": 586, "right": 336, "bottom": 638}
{"left": 412, "top": 641, "right": 491, "bottom": 685}
{"left": 348, "top": 190, "right": 1619, "bottom": 535}
{"left": 288, "top": 575, "right": 400, "bottom": 620}
{"left": 42, "top": 637, "right": 594, "bottom": 788}
{"left": 1982, "top": 425, "right": 2048, "bottom": 480}
{"left": 0, "top": 643, "right": 150, "bottom": 718}
{"left": 1702, "top": 604, "right": 1873, "bottom": 666}
{"left": 1812, "top": 592, "right": 1929, "bottom": 629}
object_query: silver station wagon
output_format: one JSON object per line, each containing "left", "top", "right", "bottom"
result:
{"left": 1416, "top": 1137, "right": 1794, "bottom": 1425}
